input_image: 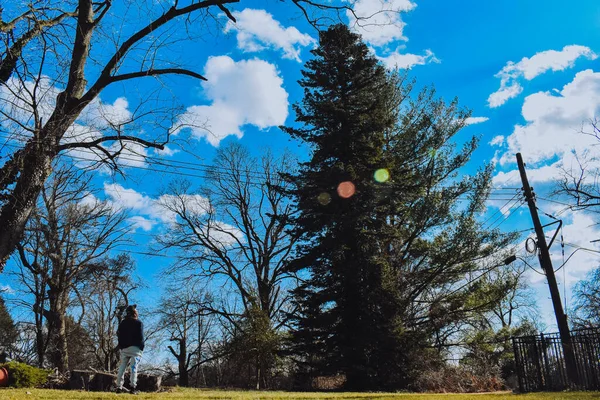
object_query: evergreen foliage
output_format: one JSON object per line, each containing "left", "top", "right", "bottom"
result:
{"left": 0, "top": 361, "right": 48, "bottom": 388}
{"left": 0, "top": 295, "right": 17, "bottom": 355}
{"left": 283, "top": 24, "right": 515, "bottom": 390}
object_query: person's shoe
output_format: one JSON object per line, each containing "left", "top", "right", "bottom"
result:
{"left": 130, "top": 388, "right": 139, "bottom": 395}
{"left": 115, "top": 387, "right": 130, "bottom": 394}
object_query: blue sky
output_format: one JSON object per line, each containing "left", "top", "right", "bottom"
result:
{"left": 3, "top": 0, "right": 600, "bottom": 334}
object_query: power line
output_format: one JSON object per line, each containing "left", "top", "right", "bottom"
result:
{"left": 0, "top": 134, "right": 524, "bottom": 192}
{"left": 479, "top": 193, "right": 520, "bottom": 228}
{"left": 485, "top": 198, "right": 525, "bottom": 231}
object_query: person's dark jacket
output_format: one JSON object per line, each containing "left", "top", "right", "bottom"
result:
{"left": 117, "top": 317, "right": 145, "bottom": 351}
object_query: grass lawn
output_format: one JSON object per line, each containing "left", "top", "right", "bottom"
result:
{"left": 0, "top": 388, "right": 599, "bottom": 400}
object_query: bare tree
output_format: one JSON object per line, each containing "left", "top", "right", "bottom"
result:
{"left": 475, "top": 262, "right": 539, "bottom": 331}
{"left": 11, "top": 164, "right": 129, "bottom": 372}
{"left": 572, "top": 266, "right": 600, "bottom": 327}
{"left": 81, "top": 253, "right": 138, "bottom": 371}
{"left": 557, "top": 119, "right": 600, "bottom": 210}
{"left": 156, "top": 280, "right": 213, "bottom": 387}
{"left": 155, "top": 143, "right": 296, "bottom": 388}
{"left": 0, "top": 0, "right": 383, "bottom": 270}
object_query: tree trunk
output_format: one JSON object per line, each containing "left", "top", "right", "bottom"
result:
{"left": 178, "top": 338, "right": 188, "bottom": 387}
{"left": 35, "top": 326, "right": 45, "bottom": 368}
{"left": 0, "top": 86, "right": 86, "bottom": 271}
{"left": 34, "top": 302, "right": 46, "bottom": 368}
{"left": 46, "top": 288, "right": 70, "bottom": 373}
{"left": 0, "top": 143, "right": 55, "bottom": 270}
{"left": 255, "top": 355, "right": 261, "bottom": 390}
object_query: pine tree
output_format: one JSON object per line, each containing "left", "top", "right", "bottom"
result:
{"left": 282, "top": 24, "right": 398, "bottom": 390}
{"left": 284, "top": 24, "right": 515, "bottom": 390}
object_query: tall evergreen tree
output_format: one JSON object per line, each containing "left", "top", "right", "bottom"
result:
{"left": 283, "top": 24, "right": 515, "bottom": 390}
{"left": 282, "top": 24, "right": 399, "bottom": 390}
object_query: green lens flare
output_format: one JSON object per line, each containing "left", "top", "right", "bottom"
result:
{"left": 374, "top": 169, "right": 390, "bottom": 183}
{"left": 317, "top": 192, "right": 331, "bottom": 205}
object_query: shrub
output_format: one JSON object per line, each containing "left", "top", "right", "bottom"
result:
{"left": 0, "top": 361, "right": 49, "bottom": 388}
{"left": 311, "top": 375, "right": 346, "bottom": 390}
{"left": 413, "top": 364, "right": 505, "bottom": 393}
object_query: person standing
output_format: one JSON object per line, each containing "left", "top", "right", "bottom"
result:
{"left": 116, "top": 305, "right": 144, "bottom": 394}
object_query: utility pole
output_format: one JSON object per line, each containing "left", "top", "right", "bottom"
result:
{"left": 516, "top": 153, "right": 578, "bottom": 387}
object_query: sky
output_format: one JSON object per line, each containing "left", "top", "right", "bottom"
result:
{"left": 2, "top": 0, "right": 600, "bottom": 335}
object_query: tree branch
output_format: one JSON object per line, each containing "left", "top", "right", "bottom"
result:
{"left": 57, "top": 135, "right": 165, "bottom": 151}
{"left": 109, "top": 68, "right": 206, "bottom": 83}
{"left": 83, "top": 0, "right": 239, "bottom": 100}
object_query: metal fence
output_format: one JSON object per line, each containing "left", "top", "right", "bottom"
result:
{"left": 512, "top": 328, "right": 600, "bottom": 392}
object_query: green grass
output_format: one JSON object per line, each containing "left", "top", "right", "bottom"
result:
{"left": 1, "top": 388, "right": 599, "bottom": 400}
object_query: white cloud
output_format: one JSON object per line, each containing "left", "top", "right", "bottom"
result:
{"left": 0, "top": 76, "right": 151, "bottom": 170}
{"left": 224, "top": 9, "right": 315, "bottom": 62}
{"left": 155, "top": 146, "right": 179, "bottom": 157}
{"left": 493, "top": 69, "right": 600, "bottom": 185}
{"left": 0, "top": 284, "right": 14, "bottom": 294}
{"left": 103, "top": 184, "right": 242, "bottom": 246}
{"left": 105, "top": 183, "right": 156, "bottom": 213}
{"left": 0, "top": 76, "right": 61, "bottom": 127}
{"left": 104, "top": 184, "right": 212, "bottom": 230}
{"left": 493, "top": 162, "right": 563, "bottom": 187}
{"left": 129, "top": 216, "right": 154, "bottom": 232}
{"left": 488, "top": 83, "right": 523, "bottom": 108}
{"left": 378, "top": 49, "right": 438, "bottom": 69}
{"left": 556, "top": 212, "right": 600, "bottom": 285}
{"left": 157, "top": 193, "right": 212, "bottom": 224}
{"left": 489, "top": 135, "right": 504, "bottom": 146}
{"left": 464, "top": 116, "right": 489, "bottom": 126}
{"left": 348, "top": 0, "right": 416, "bottom": 47}
{"left": 488, "top": 45, "right": 597, "bottom": 108}
{"left": 80, "top": 97, "right": 133, "bottom": 129}
{"left": 174, "top": 56, "right": 288, "bottom": 146}
{"left": 521, "top": 211, "right": 600, "bottom": 288}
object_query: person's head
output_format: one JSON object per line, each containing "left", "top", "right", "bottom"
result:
{"left": 126, "top": 304, "right": 139, "bottom": 319}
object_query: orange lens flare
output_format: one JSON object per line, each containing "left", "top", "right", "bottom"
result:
{"left": 337, "top": 181, "right": 356, "bottom": 199}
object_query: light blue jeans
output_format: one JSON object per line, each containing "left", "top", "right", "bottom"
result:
{"left": 116, "top": 346, "right": 143, "bottom": 389}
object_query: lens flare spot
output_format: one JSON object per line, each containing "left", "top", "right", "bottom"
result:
{"left": 374, "top": 168, "right": 390, "bottom": 183}
{"left": 337, "top": 181, "right": 356, "bottom": 199}
{"left": 317, "top": 192, "right": 331, "bottom": 205}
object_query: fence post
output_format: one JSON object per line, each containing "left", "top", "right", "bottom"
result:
{"left": 513, "top": 337, "right": 525, "bottom": 393}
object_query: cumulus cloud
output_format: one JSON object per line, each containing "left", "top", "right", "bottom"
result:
{"left": 348, "top": 0, "right": 416, "bottom": 47}
{"left": 500, "top": 69, "right": 600, "bottom": 168}
{"left": 103, "top": 184, "right": 243, "bottom": 248}
{"left": 493, "top": 162, "right": 563, "bottom": 187}
{"left": 488, "top": 45, "right": 597, "bottom": 108}
{"left": 174, "top": 56, "right": 288, "bottom": 146}
{"left": 129, "top": 216, "right": 154, "bottom": 232}
{"left": 491, "top": 69, "right": 600, "bottom": 189}
{"left": 378, "top": 49, "right": 438, "bottom": 69}
{"left": 224, "top": 9, "right": 315, "bottom": 62}
{"left": 0, "top": 76, "right": 151, "bottom": 170}
{"left": 489, "top": 135, "right": 504, "bottom": 146}
{"left": 464, "top": 116, "right": 490, "bottom": 126}
{"left": 488, "top": 83, "right": 523, "bottom": 109}
{"left": 103, "top": 183, "right": 212, "bottom": 230}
